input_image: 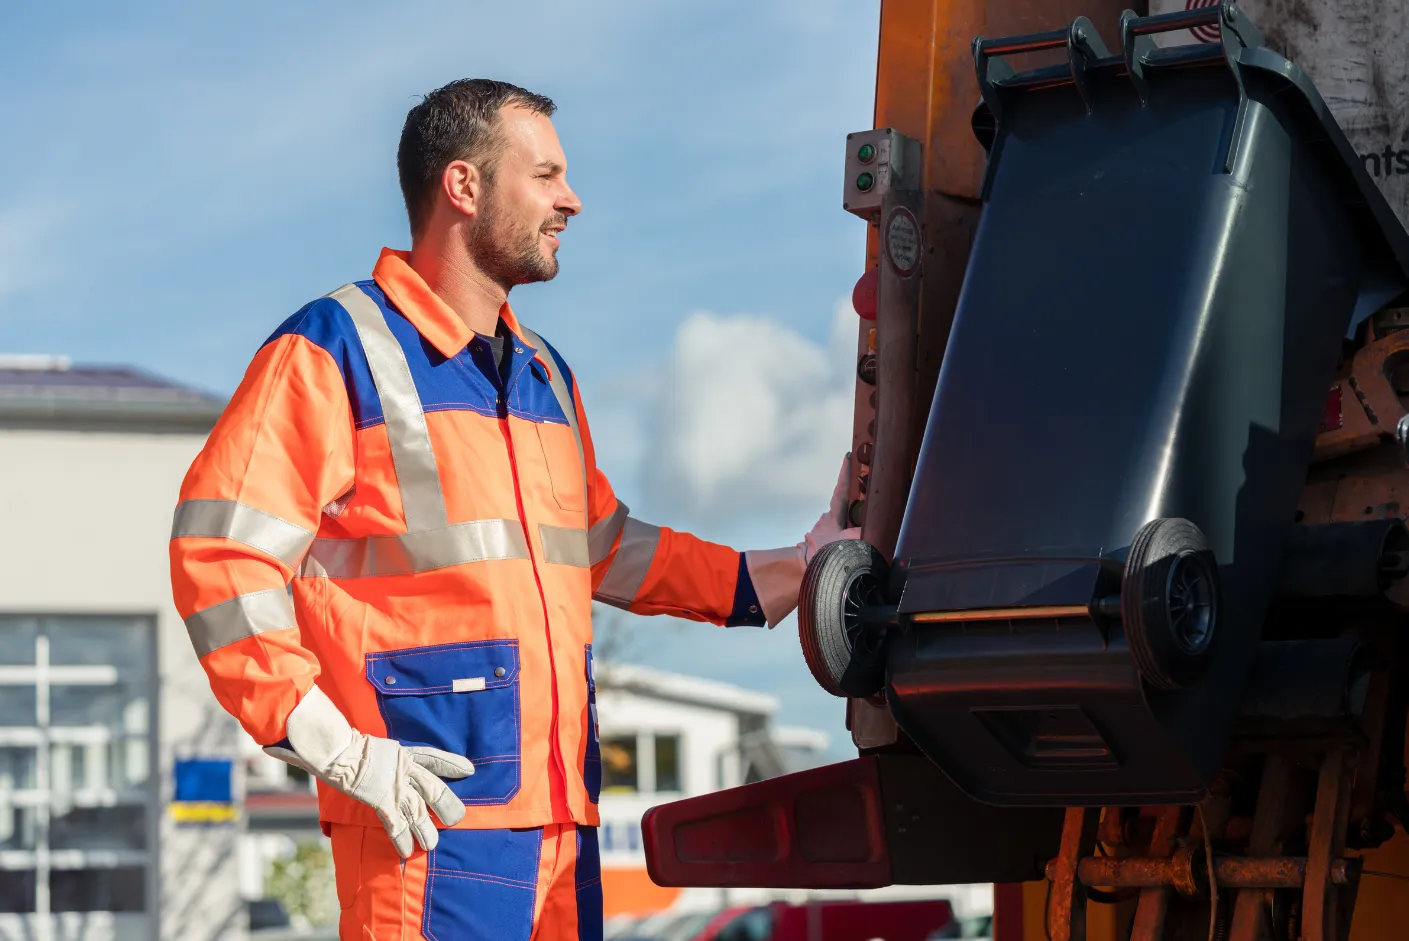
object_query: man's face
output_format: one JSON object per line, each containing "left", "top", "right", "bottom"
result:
{"left": 468, "top": 105, "right": 581, "bottom": 288}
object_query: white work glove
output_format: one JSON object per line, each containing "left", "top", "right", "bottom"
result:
{"left": 264, "top": 686, "right": 474, "bottom": 858}
{"left": 744, "top": 454, "right": 862, "bottom": 627}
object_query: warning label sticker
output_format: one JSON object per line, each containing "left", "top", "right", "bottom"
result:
{"left": 885, "top": 207, "right": 920, "bottom": 278}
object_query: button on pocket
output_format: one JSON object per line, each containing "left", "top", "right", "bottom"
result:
{"left": 366, "top": 639, "right": 522, "bottom": 806}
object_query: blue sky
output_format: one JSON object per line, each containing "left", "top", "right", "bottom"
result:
{"left": 1, "top": 2, "right": 880, "bottom": 748}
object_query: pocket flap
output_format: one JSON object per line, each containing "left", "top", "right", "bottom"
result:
{"left": 365, "top": 640, "right": 520, "bottom": 695}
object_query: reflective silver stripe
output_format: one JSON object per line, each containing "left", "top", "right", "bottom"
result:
{"left": 540, "top": 525, "right": 590, "bottom": 567}
{"left": 185, "top": 588, "right": 296, "bottom": 658}
{"left": 517, "top": 324, "right": 587, "bottom": 523}
{"left": 171, "top": 499, "right": 315, "bottom": 566}
{"left": 592, "top": 517, "right": 661, "bottom": 608}
{"left": 297, "top": 518, "right": 530, "bottom": 579}
{"left": 330, "top": 284, "right": 448, "bottom": 533}
{"left": 588, "top": 500, "right": 630, "bottom": 567}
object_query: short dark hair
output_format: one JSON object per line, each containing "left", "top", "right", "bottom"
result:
{"left": 397, "top": 79, "right": 557, "bottom": 235}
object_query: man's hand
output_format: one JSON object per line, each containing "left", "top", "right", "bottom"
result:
{"left": 745, "top": 453, "right": 862, "bottom": 627}
{"left": 265, "top": 687, "right": 474, "bottom": 858}
{"left": 804, "top": 452, "right": 862, "bottom": 563}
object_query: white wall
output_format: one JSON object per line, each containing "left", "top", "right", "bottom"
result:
{"left": 594, "top": 687, "right": 743, "bottom": 869}
{"left": 0, "top": 429, "right": 243, "bottom": 941}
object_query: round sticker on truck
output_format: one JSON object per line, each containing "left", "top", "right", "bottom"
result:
{"left": 884, "top": 206, "right": 920, "bottom": 277}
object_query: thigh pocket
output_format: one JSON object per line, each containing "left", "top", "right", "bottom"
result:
{"left": 366, "top": 640, "right": 522, "bottom": 805}
{"left": 584, "top": 645, "right": 600, "bottom": 805}
{"left": 423, "top": 829, "right": 541, "bottom": 941}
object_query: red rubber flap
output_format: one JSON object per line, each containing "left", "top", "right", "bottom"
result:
{"left": 642, "top": 756, "right": 893, "bottom": 888}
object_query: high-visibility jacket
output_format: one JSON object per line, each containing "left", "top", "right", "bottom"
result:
{"left": 169, "top": 249, "right": 768, "bottom": 831}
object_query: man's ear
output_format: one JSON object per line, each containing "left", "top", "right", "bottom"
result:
{"left": 441, "top": 160, "right": 482, "bottom": 220}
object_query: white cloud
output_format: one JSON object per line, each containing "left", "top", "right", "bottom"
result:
{"left": 639, "top": 296, "right": 858, "bottom": 530}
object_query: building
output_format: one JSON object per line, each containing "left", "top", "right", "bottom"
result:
{"left": 586, "top": 661, "right": 829, "bottom": 918}
{"left": 0, "top": 357, "right": 236, "bottom": 941}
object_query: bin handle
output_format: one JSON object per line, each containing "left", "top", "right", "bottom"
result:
{"left": 1117, "top": 2, "right": 1266, "bottom": 172}
{"left": 972, "top": 16, "right": 1112, "bottom": 120}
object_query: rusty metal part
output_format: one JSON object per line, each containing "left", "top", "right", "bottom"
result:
{"left": 846, "top": 696, "right": 900, "bottom": 749}
{"left": 1098, "top": 806, "right": 1127, "bottom": 849}
{"left": 1129, "top": 885, "right": 1170, "bottom": 941}
{"left": 1064, "top": 853, "right": 1356, "bottom": 894}
{"left": 1315, "top": 329, "right": 1409, "bottom": 462}
{"left": 859, "top": 182, "right": 924, "bottom": 564}
{"left": 1230, "top": 755, "right": 1294, "bottom": 941}
{"left": 1068, "top": 849, "right": 1202, "bottom": 896}
{"left": 1128, "top": 807, "right": 1183, "bottom": 941}
{"left": 1046, "top": 807, "right": 1087, "bottom": 941}
{"left": 910, "top": 604, "right": 1089, "bottom": 623}
{"left": 1303, "top": 747, "right": 1359, "bottom": 941}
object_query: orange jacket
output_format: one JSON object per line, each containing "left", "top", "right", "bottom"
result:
{"left": 170, "top": 249, "right": 766, "bottom": 830}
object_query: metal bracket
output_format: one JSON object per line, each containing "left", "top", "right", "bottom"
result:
{"left": 972, "top": 16, "right": 1111, "bottom": 123}
{"left": 1116, "top": 3, "right": 1265, "bottom": 172}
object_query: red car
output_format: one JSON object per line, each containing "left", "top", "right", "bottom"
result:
{"left": 691, "top": 899, "right": 956, "bottom": 941}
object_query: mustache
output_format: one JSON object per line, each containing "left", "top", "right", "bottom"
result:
{"left": 540, "top": 214, "right": 568, "bottom": 232}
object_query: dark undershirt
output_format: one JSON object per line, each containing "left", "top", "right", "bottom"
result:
{"left": 479, "top": 319, "right": 513, "bottom": 386}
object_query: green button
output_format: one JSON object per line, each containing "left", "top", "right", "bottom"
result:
{"left": 856, "top": 171, "right": 875, "bottom": 192}
{"left": 857, "top": 143, "right": 876, "bottom": 163}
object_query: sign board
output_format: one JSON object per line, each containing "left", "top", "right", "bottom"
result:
{"left": 171, "top": 757, "right": 237, "bottom": 826}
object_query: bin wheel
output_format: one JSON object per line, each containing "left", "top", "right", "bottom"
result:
{"left": 1122, "top": 518, "right": 1221, "bottom": 691}
{"left": 799, "top": 539, "right": 891, "bottom": 698}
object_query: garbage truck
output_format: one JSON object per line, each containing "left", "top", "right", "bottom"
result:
{"left": 639, "top": 3, "right": 1409, "bottom": 940}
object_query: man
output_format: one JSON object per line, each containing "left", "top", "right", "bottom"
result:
{"left": 169, "top": 79, "right": 854, "bottom": 941}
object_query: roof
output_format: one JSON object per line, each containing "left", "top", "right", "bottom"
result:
{"left": 597, "top": 661, "right": 780, "bottom": 717}
{"left": 0, "top": 355, "right": 225, "bottom": 433}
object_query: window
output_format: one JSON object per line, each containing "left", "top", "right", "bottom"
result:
{"left": 598, "top": 732, "right": 682, "bottom": 794}
{"left": 0, "top": 616, "right": 155, "bottom": 920}
{"left": 653, "top": 734, "right": 681, "bottom": 793}
{"left": 600, "top": 734, "right": 638, "bottom": 793}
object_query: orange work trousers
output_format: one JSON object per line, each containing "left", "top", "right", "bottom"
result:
{"left": 329, "top": 822, "right": 602, "bottom": 941}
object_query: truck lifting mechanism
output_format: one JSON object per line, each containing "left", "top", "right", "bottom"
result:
{"left": 642, "top": 3, "right": 1409, "bottom": 940}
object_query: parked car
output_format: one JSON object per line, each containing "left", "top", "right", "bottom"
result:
{"left": 695, "top": 898, "right": 955, "bottom": 941}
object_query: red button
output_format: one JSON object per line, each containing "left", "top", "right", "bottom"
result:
{"left": 852, "top": 270, "right": 878, "bottom": 320}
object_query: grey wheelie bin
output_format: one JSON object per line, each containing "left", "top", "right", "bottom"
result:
{"left": 798, "top": 3, "right": 1409, "bottom": 804}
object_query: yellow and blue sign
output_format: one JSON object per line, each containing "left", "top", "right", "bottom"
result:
{"left": 170, "top": 757, "right": 237, "bottom": 826}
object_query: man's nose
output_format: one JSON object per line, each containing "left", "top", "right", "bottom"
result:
{"left": 558, "top": 182, "right": 582, "bottom": 218}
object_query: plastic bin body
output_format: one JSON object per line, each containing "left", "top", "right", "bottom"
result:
{"left": 885, "top": 21, "right": 1409, "bottom": 804}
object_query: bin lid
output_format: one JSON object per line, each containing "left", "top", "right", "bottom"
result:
{"left": 969, "top": 4, "right": 1409, "bottom": 327}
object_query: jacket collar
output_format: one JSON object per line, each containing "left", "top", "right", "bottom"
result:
{"left": 371, "top": 248, "right": 532, "bottom": 361}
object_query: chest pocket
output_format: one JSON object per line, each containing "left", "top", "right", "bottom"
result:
{"left": 517, "top": 326, "right": 587, "bottom": 516}
{"left": 366, "top": 640, "right": 522, "bottom": 806}
{"left": 535, "top": 421, "right": 586, "bottom": 513}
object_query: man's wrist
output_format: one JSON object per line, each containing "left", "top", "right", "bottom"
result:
{"left": 276, "top": 685, "right": 357, "bottom": 777}
{"left": 743, "top": 545, "right": 807, "bottom": 627}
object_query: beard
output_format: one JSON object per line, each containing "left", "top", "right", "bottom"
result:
{"left": 469, "top": 192, "right": 563, "bottom": 289}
